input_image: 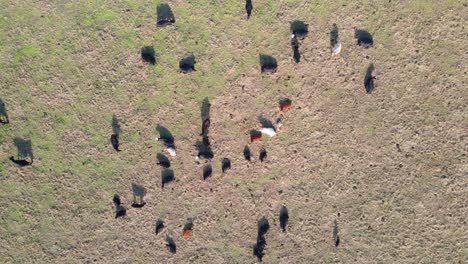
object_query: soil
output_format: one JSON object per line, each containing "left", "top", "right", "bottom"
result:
{"left": 0, "top": 1, "right": 466, "bottom": 263}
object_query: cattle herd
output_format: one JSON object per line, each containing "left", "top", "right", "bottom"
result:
{"left": 5, "top": 1, "right": 380, "bottom": 261}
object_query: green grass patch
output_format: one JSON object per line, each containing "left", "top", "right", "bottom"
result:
{"left": 14, "top": 45, "right": 41, "bottom": 63}
{"left": 84, "top": 9, "right": 117, "bottom": 27}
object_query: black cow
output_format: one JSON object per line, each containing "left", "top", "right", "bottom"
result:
{"left": 355, "top": 29, "right": 373, "bottom": 48}
{"left": 166, "top": 235, "right": 177, "bottom": 254}
{"left": 9, "top": 156, "right": 32, "bottom": 167}
{"left": 244, "top": 145, "right": 251, "bottom": 161}
{"left": 246, "top": 0, "right": 253, "bottom": 19}
{"left": 115, "top": 205, "right": 126, "bottom": 219}
{"left": 291, "top": 34, "right": 300, "bottom": 63}
{"left": 260, "top": 148, "right": 267, "bottom": 162}
{"left": 155, "top": 219, "right": 165, "bottom": 235}
{"left": 110, "top": 134, "right": 120, "bottom": 151}
{"left": 333, "top": 220, "right": 340, "bottom": 247}
{"left": 113, "top": 194, "right": 121, "bottom": 206}
{"left": 279, "top": 206, "right": 289, "bottom": 232}
{"left": 203, "top": 164, "right": 213, "bottom": 180}
{"left": 222, "top": 158, "right": 231, "bottom": 173}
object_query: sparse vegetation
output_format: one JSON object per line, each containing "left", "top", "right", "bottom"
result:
{"left": 0, "top": 0, "right": 466, "bottom": 263}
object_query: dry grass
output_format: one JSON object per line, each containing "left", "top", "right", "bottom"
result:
{"left": 0, "top": 0, "right": 467, "bottom": 263}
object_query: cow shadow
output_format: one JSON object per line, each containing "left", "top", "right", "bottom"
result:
{"left": 112, "top": 114, "right": 121, "bottom": 135}
{"left": 200, "top": 97, "right": 210, "bottom": 123}
{"left": 330, "top": 24, "right": 339, "bottom": 46}
{"left": 200, "top": 97, "right": 211, "bottom": 136}
{"left": 0, "top": 98, "right": 9, "bottom": 124}
{"left": 195, "top": 139, "right": 214, "bottom": 160}
{"left": 364, "top": 63, "right": 376, "bottom": 93}
{"left": 333, "top": 219, "right": 340, "bottom": 247}
{"left": 11, "top": 138, "right": 33, "bottom": 166}
{"left": 364, "top": 63, "right": 375, "bottom": 94}
{"left": 131, "top": 183, "right": 146, "bottom": 207}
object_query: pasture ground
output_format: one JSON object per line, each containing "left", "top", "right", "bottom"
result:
{"left": 0, "top": 0, "right": 466, "bottom": 263}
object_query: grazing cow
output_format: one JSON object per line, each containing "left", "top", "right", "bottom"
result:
{"left": 115, "top": 205, "right": 126, "bottom": 219}
{"left": 355, "top": 29, "right": 373, "bottom": 48}
{"left": 161, "top": 169, "right": 175, "bottom": 188}
{"left": 364, "top": 75, "right": 376, "bottom": 93}
{"left": 246, "top": 0, "right": 253, "bottom": 19}
{"left": 279, "top": 206, "right": 289, "bottom": 232}
{"left": 157, "top": 153, "right": 171, "bottom": 168}
{"left": 203, "top": 164, "right": 213, "bottom": 180}
{"left": 259, "top": 127, "right": 276, "bottom": 137}
{"left": 110, "top": 134, "right": 120, "bottom": 151}
{"left": 222, "top": 158, "right": 231, "bottom": 173}
{"left": 258, "top": 216, "right": 270, "bottom": 237}
{"left": 250, "top": 130, "right": 262, "bottom": 142}
{"left": 9, "top": 156, "right": 32, "bottom": 167}
{"left": 244, "top": 145, "right": 252, "bottom": 161}
{"left": 333, "top": 220, "right": 340, "bottom": 247}
{"left": 290, "top": 20, "right": 309, "bottom": 38}
{"left": 157, "top": 3, "right": 176, "bottom": 27}
{"left": 183, "top": 218, "right": 193, "bottom": 238}
{"left": 259, "top": 116, "right": 277, "bottom": 137}
{"left": 156, "top": 138, "right": 176, "bottom": 157}
{"left": 179, "top": 54, "right": 196, "bottom": 73}
{"left": 330, "top": 24, "right": 341, "bottom": 55}
{"left": 364, "top": 63, "right": 376, "bottom": 94}
{"left": 279, "top": 98, "right": 292, "bottom": 112}
{"left": 259, "top": 148, "right": 267, "bottom": 162}
{"left": 166, "top": 235, "right": 177, "bottom": 254}
{"left": 156, "top": 125, "right": 176, "bottom": 156}
{"left": 200, "top": 118, "right": 210, "bottom": 136}
{"left": 291, "top": 34, "right": 300, "bottom": 63}
{"left": 155, "top": 219, "right": 165, "bottom": 235}
{"left": 259, "top": 54, "right": 278, "bottom": 73}
{"left": 141, "top": 46, "right": 156, "bottom": 65}
{"left": 113, "top": 194, "right": 121, "bottom": 206}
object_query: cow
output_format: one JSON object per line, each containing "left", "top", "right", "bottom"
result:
{"left": 246, "top": 0, "right": 253, "bottom": 19}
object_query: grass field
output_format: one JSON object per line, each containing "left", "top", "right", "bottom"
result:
{"left": 0, "top": 0, "right": 467, "bottom": 263}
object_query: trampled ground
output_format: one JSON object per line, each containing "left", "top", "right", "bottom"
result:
{"left": 0, "top": 0, "right": 467, "bottom": 263}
